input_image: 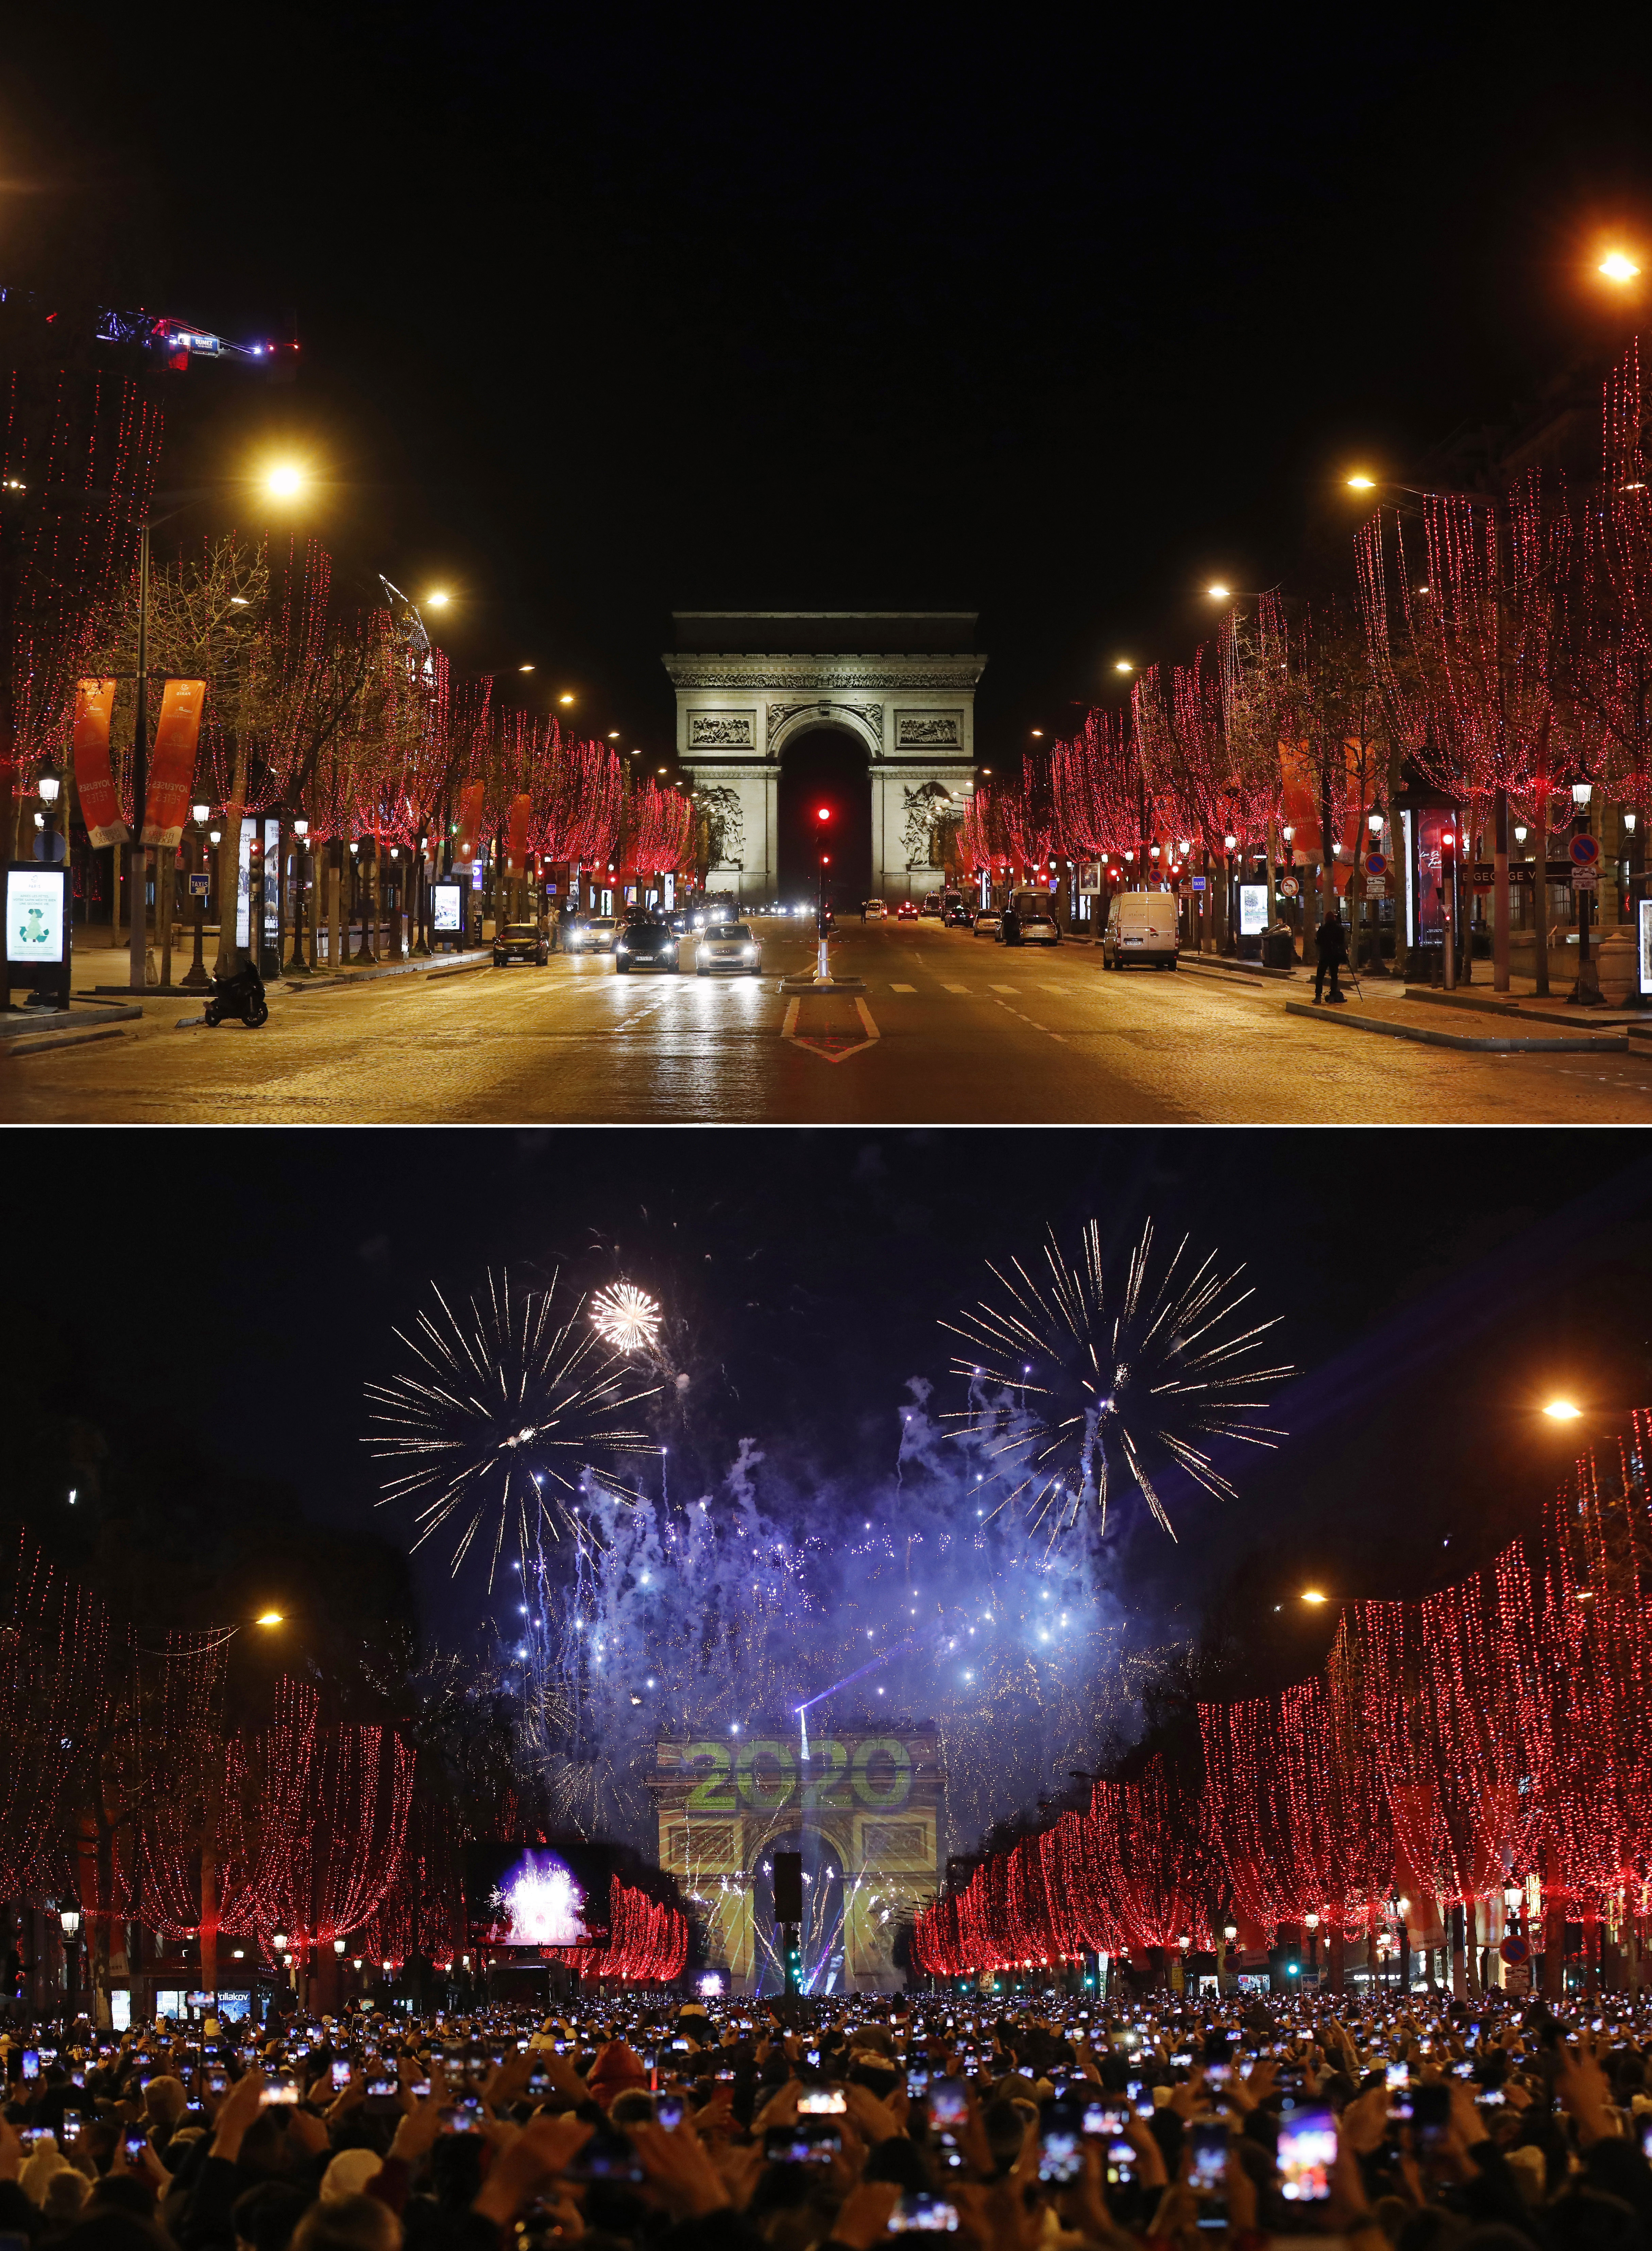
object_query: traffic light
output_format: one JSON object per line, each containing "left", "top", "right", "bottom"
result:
{"left": 816, "top": 805, "right": 832, "bottom": 825}
{"left": 1439, "top": 827, "right": 1456, "bottom": 878}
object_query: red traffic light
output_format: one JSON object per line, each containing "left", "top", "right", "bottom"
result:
{"left": 816, "top": 805, "right": 832, "bottom": 823}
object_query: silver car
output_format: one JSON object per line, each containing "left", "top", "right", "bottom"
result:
{"left": 567, "top": 915, "right": 619, "bottom": 954}
{"left": 694, "top": 920, "right": 763, "bottom": 975}
{"left": 973, "top": 910, "right": 1003, "bottom": 937}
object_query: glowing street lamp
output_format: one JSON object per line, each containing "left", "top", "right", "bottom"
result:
{"left": 424, "top": 590, "right": 451, "bottom": 609}
{"left": 1345, "top": 473, "right": 1377, "bottom": 491}
{"left": 1207, "top": 584, "right": 1231, "bottom": 600}
{"left": 1113, "top": 659, "right": 1134, "bottom": 674}
{"left": 1599, "top": 251, "right": 1642, "bottom": 284}
{"left": 1301, "top": 1588, "right": 1328, "bottom": 1605}
{"left": 265, "top": 463, "right": 305, "bottom": 499}
{"left": 1543, "top": 1399, "right": 1583, "bottom": 1422}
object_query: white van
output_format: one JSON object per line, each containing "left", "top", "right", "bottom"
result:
{"left": 1101, "top": 891, "right": 1178, "bottom": 969}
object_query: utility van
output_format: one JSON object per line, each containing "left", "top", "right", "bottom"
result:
{"left": 1101, "top": 891, "right": 1178, "bottom": 969}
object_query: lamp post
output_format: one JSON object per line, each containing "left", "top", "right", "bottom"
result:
{"left": 1569, "top": 781, "right": 1601, "bottom": 1005}
{"left": 1394, "top": 1897, "right": 1411, "bottom": 1995}
{"left": 1304, "top": 1910, "right": 1320, "bottom": 1978}
{"left": 183, "top": 803, "right": 213, "bottom": 989}
{"left": 35, "top": 756, "right": 63, "bottom": 859}
{"left": 59, "top": 1905, "right": 81, "bottom": 2011}
{"left": 287, "top": 819, "right": 311, "bottom": 974}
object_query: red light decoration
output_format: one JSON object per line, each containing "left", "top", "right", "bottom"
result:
{"left": 915, "top": 1409, "right": 1652, "bottom": 1975}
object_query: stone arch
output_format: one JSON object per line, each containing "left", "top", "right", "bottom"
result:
{"left": 776, "top": 723, "right": 873, "bottom": 906}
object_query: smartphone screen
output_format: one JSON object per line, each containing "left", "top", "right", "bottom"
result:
{"left": 929, "top": 2078, "right": 968, "bottom": 2127}
{"left": 331, "top": 2059, "right": 352, "bottom": 2089}
{"left": 656, "top": 2095, "right": 685, "bottom": 2130}
{"left": 797, "top": 2087, "right": 846, "bottom": 2115}
{"left": 889, "top": 2193, "right": 959, "bottom": 2233}
{"left": 1190, "top": 2120, "right": 1227, "bottom": 2229}
{"left": 21, "top": 2051, "right": 39, "bottom": 2081}
{"left": 1278, "top": 2107, "right": 1336, "bottom": 2204}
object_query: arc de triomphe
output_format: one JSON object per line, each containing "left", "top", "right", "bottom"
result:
{"left": 664, "top": 613, "right": 984, "bottom": 906}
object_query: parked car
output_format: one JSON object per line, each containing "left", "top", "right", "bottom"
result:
{"left": 694, "top": 921, "right": 763, "bottom": 975}
{"left": 896, "top": 900, "right": 920, "bottom": 920}
{"left": 566, "top": 915, "right": 620, "bottom": 954}
{"left": 614, "top": 916, "right": 680, "bottom": 972}
{"left": 1101, "top": 890, "right": 1178, "bottom": 969}
{"left": 862, "top": 898, "right": 888, "bottom": 920}
{"left": 1000, "top": 906, "right": 1059, "bottom": 946}
{"left": 973, "top": 909, "right": 1003, "bottom": 938}
{"left": 493, "top": 921, "right": 549, "bottom": 968}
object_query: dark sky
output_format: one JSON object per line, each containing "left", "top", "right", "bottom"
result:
{"left": 9, "top": 11, "right": 1652, "bottom": 762}
{"left": 20, "top": 1127, "right": 1652, "bottom": 1689}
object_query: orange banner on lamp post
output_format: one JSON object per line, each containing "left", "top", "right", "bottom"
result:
{"left": 72, "top": 678, "right": 125, "bottom": 847}
{"left": 454, "top": 780, "right": 485, "bottom": 867}
{"left": 505, "top": 792, "right": 531, "bottom": 873}
{"left": 141, "top": 677, "right": 207, "bottom": 847}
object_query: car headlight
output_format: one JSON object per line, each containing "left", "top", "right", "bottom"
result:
{"left": 744, "top": 945, "right": 757, "bottom": 958}
{"left": 616, "top": 943, "right": 628, "bottom": 954}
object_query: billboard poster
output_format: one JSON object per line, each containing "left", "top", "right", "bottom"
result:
{"left": 265, "top": 819, "right": 281, "bottom": 947}
{"left": 1640, "top": 898, "right": 1652, "bottom": 997}
{"left": 7, "top": 865, "right": 68, "bottom": 964}
{"left": 1238, "top": 883, "right": 1269, "bottom": 937}
{"left": 432, "top": 880, "right": 464, "bottom": 934}
{"left": 237, "top": 822, "right": 253, "bottom": 950}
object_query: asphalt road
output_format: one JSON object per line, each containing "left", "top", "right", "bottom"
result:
{"left": 6, "top": 916, "right": 1652, "bottom": 1124}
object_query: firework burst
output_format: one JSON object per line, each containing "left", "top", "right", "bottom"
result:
{"left": 365, "top": 1270, "right": 662, "bottom": 1584}
{"left": 589, "top": 1282, "right": 664, "bottom": 1357}
{"left": 943, "top": 1218, "right": 1290, "bottom": 1542}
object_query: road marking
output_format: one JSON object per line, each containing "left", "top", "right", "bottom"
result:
{"left": 942, "top": 983, "right": 969, "bottom": 993}
{"left": 989, "top": 983, "right": 1017, "bottom": 993}
{"left": 890, "top": 983, "right": 916, "bottom": 992}
{"left": 1038, "top": 982, "right": 1066, "bottom": 994}
{"left": 991, "top": 996, "right": 1068, "bottom": 1045}
{"left": 781, "top": 994, "right": 881, "bottom": 1063}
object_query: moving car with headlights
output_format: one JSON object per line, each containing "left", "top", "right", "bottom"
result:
{"left": 694, "top": 920, "right": 762, "bottom": 975}
{"left": 614, "top": 914, "right": 680, "bottom": 973}
{"left": 492, "top": 920, "right": 549, "bottom": 968}
{"left": 1101, "top": 890, "right": 1178, "bottom": 968}
{"left": 972, "top": 908, "right": 1002, "bottom": 937}
{"left": 942, "top": 890, "right": 971, "bottom": 926}
{"left": 566, "top": 915, "right": 619, "bottom": 955}
{"left": 896, "top": 899, "right": 919, "bottom": 920}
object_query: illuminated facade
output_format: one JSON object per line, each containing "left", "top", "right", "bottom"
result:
{"left": 652, "top": 1723, "right": 941, "bottom": 1994}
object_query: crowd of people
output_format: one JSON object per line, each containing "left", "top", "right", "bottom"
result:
{"left": 3, "top": 1984, "right": 1650, "bottom": 2251}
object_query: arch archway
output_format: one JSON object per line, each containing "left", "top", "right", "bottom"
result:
{"left": 777, "top": 728, "right": 872, "bottom": 911}
{"left": 750, "top": 1826, "right": 850, "bottom": 1997}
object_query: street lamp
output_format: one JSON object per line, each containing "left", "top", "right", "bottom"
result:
{"left": 184, "top": 802, "right": 213, "bottom": 989}
{"left": 333, "top": 1939, "right": 346, "bottom": 1954}
{"left": 1599, "top": 251, "right": 1642, "bottom": 284}
{"left": 287, "top": 818, "right": 311, "bottom": 975}
{"left": 1543, "top": 1398, "right": 1583, "bottom": 1421}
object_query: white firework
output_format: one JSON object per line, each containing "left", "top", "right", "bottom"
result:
{"left": 589, "top": 1282, "right": 663, "bottom": 1356}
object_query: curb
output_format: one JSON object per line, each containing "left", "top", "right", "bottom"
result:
{"left": 5, "top": 1023, "right": 137, "bottom": 1059}
{"left": 1402, "top": 987, "right": 1645, "bottom": 1029}
{"left": 2, "top": 1002, "right": 144, "bottom": 1043}
{"left": 426, "top": 959, "right": 496, "bottom": 981}
{"left": 1283, "top": 1000, "right": 1628, "bottom": 1053}
{"left": 780, "top": 978, "right": 868, "bottom": 994}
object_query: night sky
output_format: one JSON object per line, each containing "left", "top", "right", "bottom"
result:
{"left": 15, "top": 1128, "right": 1652, "bottom": 1698}
{"left": 8, "top": 14, "right": 1652, "bottom": 760}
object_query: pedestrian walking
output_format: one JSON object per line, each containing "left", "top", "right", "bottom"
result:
{"left": 1313, "top": 906, "right": 1348, "bottom": 1003}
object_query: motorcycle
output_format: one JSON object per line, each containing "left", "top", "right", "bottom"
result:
{"left": 204, "top": 957, "right": 269, "bottom": 1028}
